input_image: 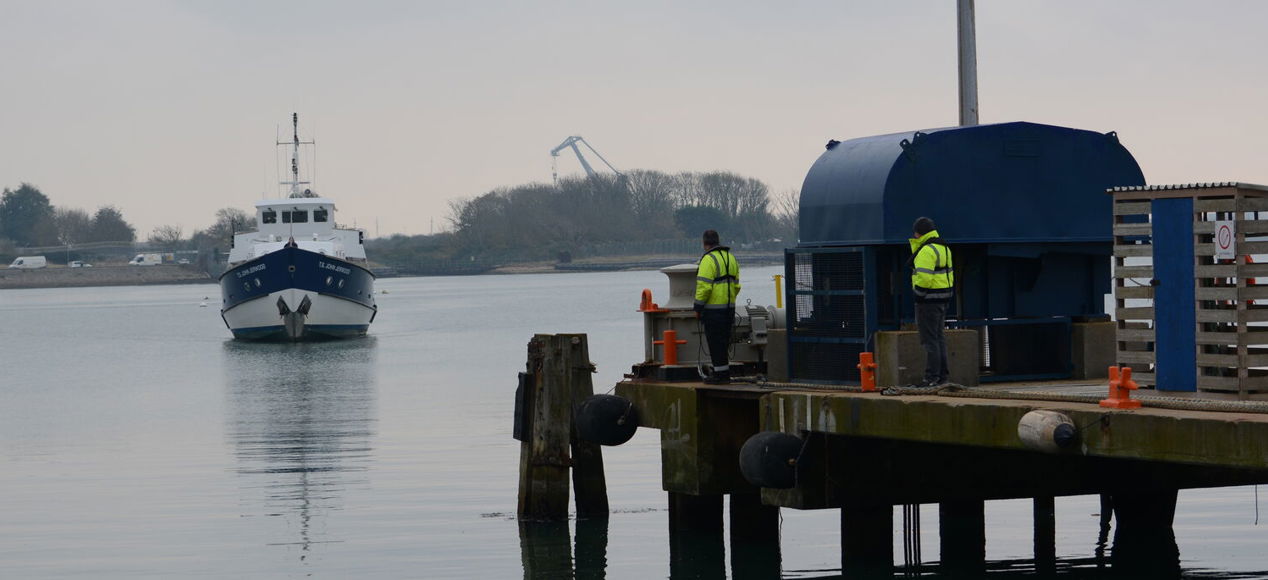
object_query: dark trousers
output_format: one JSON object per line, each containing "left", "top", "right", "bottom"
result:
{"left": 916, "top": 301, "right": 949, "bottom": 383}
{"left": 701, "top": 309, "right": 733, "bottom": 373}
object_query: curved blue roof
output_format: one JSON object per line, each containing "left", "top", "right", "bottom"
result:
{"left": 799, "top": 121, "right": 1146, "bottom": 246}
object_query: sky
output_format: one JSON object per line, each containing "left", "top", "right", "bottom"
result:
{"left": 2, "top": 0, "right": 1267, "bottom": 239}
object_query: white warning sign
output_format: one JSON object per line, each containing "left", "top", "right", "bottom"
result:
{"left": 1215, "top": 220, "right": 1236, "bottom": 260}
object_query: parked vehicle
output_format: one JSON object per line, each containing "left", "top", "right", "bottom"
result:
{"left": 129, "top": 253, "right": 163, "bottom": 266}
{"left": 8, "top": 256, "right": 48, "bottom": 269}
{"left": 69, "top": 260, "right": 92, "bottom": 268}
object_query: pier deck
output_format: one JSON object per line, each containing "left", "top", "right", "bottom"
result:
{"left": 617, "top": 379, "right": 1268, "bottom": 514}
{"left": 612, "top": 377, "right": 1268, "bottom": 572}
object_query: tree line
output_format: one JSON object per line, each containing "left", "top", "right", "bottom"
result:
{"left": 5, "top": 169, "right": 800, "bottom": 270}
{"left": 0, "top": 182, "right": 253, "bottom": 263}
{"left": 370, "top": 169, "right": 799, "bottom": 270}
{"left": 0, "top": 184, "right": 137, "bottom": 252}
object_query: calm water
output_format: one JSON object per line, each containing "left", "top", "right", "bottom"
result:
{"left": 3, "top": 267, "right": 1268, "bottom": 579}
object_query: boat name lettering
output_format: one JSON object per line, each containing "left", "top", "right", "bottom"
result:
{"left": 318, "top": 261, "right": 351, "bottom": 275}
{"left": 236, "top": 264, "right": 267, "bottom": 278}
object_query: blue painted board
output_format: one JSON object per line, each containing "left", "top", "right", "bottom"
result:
{"left": 1151, "top": 197, "right": 1196, "bottom": 391}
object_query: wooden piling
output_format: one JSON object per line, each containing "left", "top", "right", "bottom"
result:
{"left": 564, "top": 334, "right": 609, "bottom": 518}
{"left": 517, "top": 334, "right": 608, "bottom": 520}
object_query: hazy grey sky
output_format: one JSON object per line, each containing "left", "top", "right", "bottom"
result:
{"left": 2, "top": 1, "right": 1267, "bottom": 238}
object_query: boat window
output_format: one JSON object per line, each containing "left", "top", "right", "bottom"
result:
{"left": 262, "top": 210, "right": 277, "bottom": 224}
{"left": 314, "top": 208, "right": 328, "bottom": 222}
{"left": 291, "top": 211, "right": 309, "bottom": 223}
{"left": 281, "top": 211, "right": 291, "bottom": 224}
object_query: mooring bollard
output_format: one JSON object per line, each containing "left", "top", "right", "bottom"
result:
{"left": 638, "top": 288, "right": 665, "bottom": 312}
{"left": 1101, "top": 366, "right": 1142, "bottom": 409}
{"left": 857, "top": 352, "right": 877, "bottom": 392}
{"left": 653, "top": 330, "right": 688, "bottom": 366}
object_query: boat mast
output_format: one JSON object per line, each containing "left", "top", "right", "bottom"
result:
{"left": 279, "top": 113, "right": 315, "bottom": 198}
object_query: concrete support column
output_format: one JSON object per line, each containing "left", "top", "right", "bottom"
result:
{"left": 939, "top": 499, "right": 985, "bottom": 574}
{"left": 1111, "top": 488, "right": 1180, "bottom": 574}
{"left": 1033, "top": 495, "right": 1056, "bottom": 574}
{"left": 841, "top": 499, "right": 893, "bottom": 577}
{"left": 729, "top": 494, "right": 781, "bottom": 579}
{"left": 668, "top": 492, "right": 725, "bottom": 579}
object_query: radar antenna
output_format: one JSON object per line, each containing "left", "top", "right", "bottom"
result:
{"left": 279, "top": 113, "right": 316, "bottom": 198}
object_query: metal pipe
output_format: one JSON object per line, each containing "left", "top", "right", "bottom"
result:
{"left": 957, "top": 0, "right": 979, "bottom": 126}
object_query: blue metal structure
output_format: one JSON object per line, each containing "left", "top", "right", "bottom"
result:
{"left": 786, "top": 121, "right": 1146, "bottom": 383}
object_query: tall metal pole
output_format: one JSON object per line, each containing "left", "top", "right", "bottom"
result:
{"left": 957, "top": 0, "right": 979, "bottom": 126}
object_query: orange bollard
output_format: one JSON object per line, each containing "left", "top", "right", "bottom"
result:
{"left": 857, "top": 352, "right": 877, "bottom": 392}
{"left": 1100, "top": 366, "right": 1142, "bottom": 409}
{"left": 653, "top": 329, "right": 689, "bottom": 365}
{"left": 638, "top": 289, "right": 661, "bottom": 312}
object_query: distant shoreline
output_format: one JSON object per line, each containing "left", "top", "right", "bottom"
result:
{"left": 0, "top": 265, "right": 215, "bottom": 290}
{"left": 487, "top": 252, "right": 784, "bottom": 275}
{"left": 1, "top": 252, "right": 787, "bottom": 289}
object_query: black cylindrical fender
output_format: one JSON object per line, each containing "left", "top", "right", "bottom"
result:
{"left": 576, "top": 394, "right": 639, "bottom": 446}
{"left": 739, "top": 431, "right": 803, "bottom": 489}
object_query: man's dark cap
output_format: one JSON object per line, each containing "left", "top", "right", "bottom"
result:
{"left": 913, "top": 217, "right": 936, "bottom": 236}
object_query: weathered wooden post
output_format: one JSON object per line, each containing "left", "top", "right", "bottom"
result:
{"left": 516, "top": 333, "right": 609, "bottom": 520}
{"left": 565, "top": 334, "right": 609, "bottom": 519}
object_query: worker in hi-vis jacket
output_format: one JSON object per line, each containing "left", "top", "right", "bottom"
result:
{"left": 909, "top": 216, "right": 955, "bottom": 388}
{"left": 694, "top": 229, "right": 741, "bottom": 384}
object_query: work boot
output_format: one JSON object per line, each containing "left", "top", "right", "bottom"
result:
{"left": 703, "top": 371, "right": 731, "bottom": 385}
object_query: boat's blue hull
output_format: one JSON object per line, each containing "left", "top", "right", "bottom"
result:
{"left": 219, "top": 247, "right": 376, "bottom": 341}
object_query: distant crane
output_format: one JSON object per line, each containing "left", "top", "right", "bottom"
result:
{"left": 550, "top": 136, "right": 624, "bottom": 184}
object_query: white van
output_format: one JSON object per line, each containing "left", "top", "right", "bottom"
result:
{"left": 129, "top": 253, "right": 163, "bottom": 266}
{"left": 8, "top": 256, "right": 48, "bottom": 269}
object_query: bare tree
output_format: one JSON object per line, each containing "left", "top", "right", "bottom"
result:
{"left": 771, "top": 188, "right": 799, "bottom": 243}
{"left": 625, "top": 169, "right": 679, "bottom": 237}
{"left": 148, "top": 224, "right": 184, "bottom": 247}
{"left": 53, "top": 207, "right": 92, "bottom": 246}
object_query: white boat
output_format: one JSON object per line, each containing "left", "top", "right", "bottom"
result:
{"left": 218, "top": 114, "right": 376, "bottom": 341}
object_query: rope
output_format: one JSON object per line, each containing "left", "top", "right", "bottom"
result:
{"left": 733, "top": 376, "right": 866, "bottom": 393}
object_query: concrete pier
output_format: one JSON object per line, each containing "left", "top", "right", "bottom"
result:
{"left": 614, "top": 378, "right": 1268, "bottom": 573}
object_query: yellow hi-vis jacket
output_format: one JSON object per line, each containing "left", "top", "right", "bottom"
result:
{"left": 909, "top": 230, "right": 954, "bottom": 303}
{"left": 695, "top": 246, "right": 741, "bottom": 310}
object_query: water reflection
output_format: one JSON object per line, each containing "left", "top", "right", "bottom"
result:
{"left": 221, "top": 338, "right": 378, "bottom": 563}
{"left": 518, "top": 518, "right": 610, "bottom": 580}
